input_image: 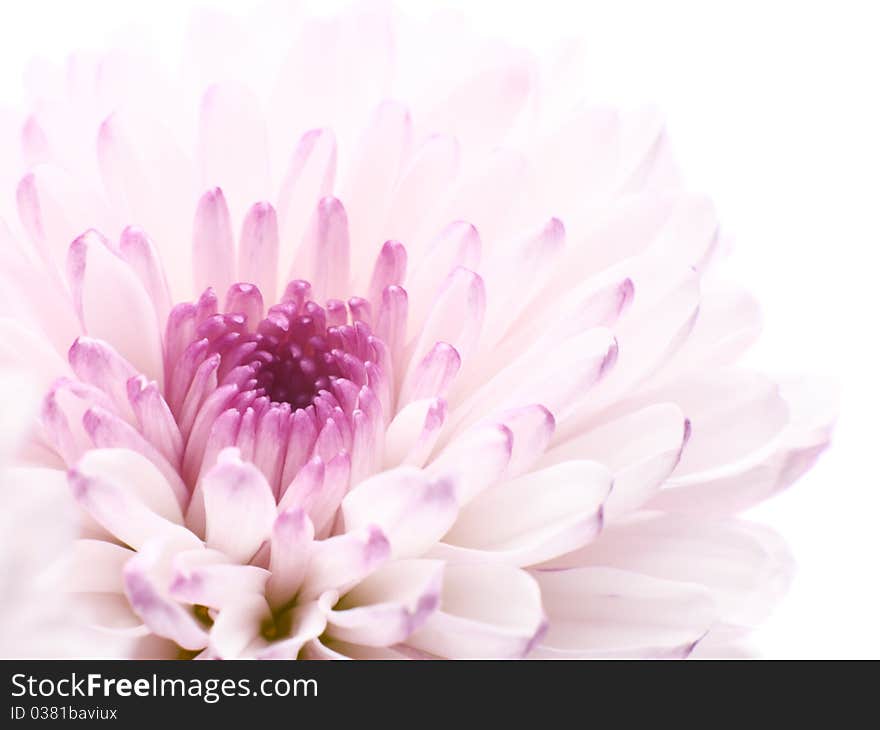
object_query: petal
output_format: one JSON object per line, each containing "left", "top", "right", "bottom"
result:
{"left": 384, "top": 134, "right": 459, "bottom": 249}
{"left": 292, "top": 196, "right": 350, "bottom": 302}
{"left": 405, "top": 266, "right": 485, "bottom": 381}
{"left": 481, "top": 217, "right": 565, "bottom": 347}
{"left": 202, "top": 448, "right": 277, "bottom": 563}
{"left": 541, "top": 512, "right": 792, "bottom": 631}
{"left": 368, "top": 239, "right": 407, "bottom": 307}
{"left": 70, "top": 448, "right": 188, "bottom": 549}
{"left": 192, "top": 187, "right": 235, "bottom": 297}
{"left": 342, "top": 466, "right": 458, "bottom": 559}
{"left": 383, "top": 398, "right": 447, "bottom": 469}
{"left": 427, "top": 423, "right": 512, "bottom": 505}
{"left": 68, "top": 336, "right": 138, "bottom": 425}
{"left": 326, "top": 560, "right": 444, "bottom": 647}
{"left": 450, "top": 327, "right": 617, "bottom": 435}
{"left": 276, "top": 128, "right": 337, "bottom": 284}
{"left": 83, "top": 406, "right": 188, "bottom": 508}
{"left": 405, "top": 221, "right": 481, "bottom": 340}
{"left": 206, "top": 594, "right": 271, "bottom": 659}
{"left": 267, "top": 507, "right": 315, "bottom": 608}
{"left": 398, "top": 341, "right": 461, "bottom": 407}
{"left": 126, "top": 375, "right": 184, "bottom": 468}
{"left": 118, "top": 226, "right": 172, "bottom": 330}
{"left": 342, "top": 101, "right": 412, "bottom": 284}
{"left": 647, "top": 372, "right": 836, "bottom": 515}
{"left": 169, "top": 549, "right": 270, "bottom": 610}
{"left": 542, "top": 402, "right": 688, "bottom": 519}
{"left": 198, "top": 82, "right": 269, "bottom": 219}
{"left": 237, "top": 202, "right": 279, "bottom": 303}
{"left": 437, "top": 460, "right": 611, "bottom": 566}
{"left": 123, "top": 543, "right": 208, "bottom": 651}
{"left": 299, "top": 525, "right": 390, "bottom": 601}
{"left": 533, "top": 567, "right": 715, "bottom": 658}
{"left": 67, "top": 231, "right": 163, "bottom": 384}
{"left": 405, "top": 564, "right": 545, "bottom": 659}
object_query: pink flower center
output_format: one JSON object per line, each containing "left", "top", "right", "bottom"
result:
{"left": 163, "top": 279, "right": 389, "bottom": 499}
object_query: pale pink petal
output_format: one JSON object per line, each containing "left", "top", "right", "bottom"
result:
{"left": 292, "top": 196, "right": 350, "bottom": 302}
{"left": 368, "top": 239, "right": 407, "bottom": 306}
{"left": 202, "top": 448, "right": 277, "bottom": 563}
{"left": 206, "top": 594, "right": 271, "bottom": 659}
{"left": 384, "top": 135, "right": 459, "bottom": 248}
{"left": 533, "top": 567, "right": 715, "bottom": 658}
{"left": 542, "top": 402, "right": 688, "bottom": 518}
{"left": 438, "top": 460, "right": 611, "bottom": 566}
{"left": 299, "top": 525, "right": 390, "bottom": 601}
{"left": 398, "top": 341, "right": 461, "bottom": 407}
{"left": 342, "top": 101, "right": 412, "bottom": 284}
{"left": 118, "top": 226, "right": 172, "bottom": 329}
{"left": 405, "top": 267, "right": 485, "bottom": 382}
{"left": 427, "top": 423, "right": 512, "bottom": 505}
{"left": 541, "top": 512, "right": 792, "bottom": 632}
{"left": 123, "top": 542, "right": 208, "bottom": 651}
{"left": 237, "top": 202, "right": 279, "bottom": 303}
{"left": 405, "top": 564, "right": 545, "bottom": 659}
{"left": 192, "top": 188, "right": 235, "bottom": 297}
{"left": 405, "top": 221, "right": 481, "bottom": 340}
{"left": 383, "top": 398, "right": 447, "bottom": 469}
{"left": 83, "top": 406, "right": 188, "bottom": 507}
{"left": 342, "top": 467, "right": 458, "bottom": 559}
{"left": 276, "top": 128, "right": 337, "bottom": 283}
{"left": 126, "top": 375, "right": 184, "bottom": 468}
{"left": 267, "top": 507, "right": 315, "bottom": 608}
{"left": 326, "top": 560, "right": 444, "bottom": 647}
{"left": 68, "top": 336, "right": 138, "bottom": 425}
{"left": 67, "top": 230, "right": 163, "bottom": 384}
{"left": 198, "top": 82, "right": 269, "bottom": 218}
{"left": 169, "top": 549, "right": 270, "bottom": 610}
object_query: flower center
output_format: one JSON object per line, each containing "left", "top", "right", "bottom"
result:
{"left": 164, "top": 279, "right": 389, "bottom": 500}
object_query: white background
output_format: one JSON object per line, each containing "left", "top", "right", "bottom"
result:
{"left": 0, "top": 0, "right": 876, "bottom": 658}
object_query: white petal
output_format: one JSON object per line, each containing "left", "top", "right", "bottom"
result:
{"left": 169, "top": 549, "right": 270, "bottom": 610}
{"left": 405, "top": 564, "right": 545, "bottom": 659}
{"left": 326, "top": 560, "right": 444, "bottom": 647}
{"left": 342, "top": 467, "right": 458, "bottom": 559}
{"left": 541, "top": 512, "right": 792, "bottom": 631}
{"left": 383, "top": 398, "right": 447, "bottom": 469}
{"left": 533, "top": 567, "right": 715, "bottom": 658}
{"left": 237, "top": 202, "right": 279, "bottom": 303}
{"left": 542, "top": 402, "right": 688, "bottom": 519}
{"left": 67, "top": 231, "right": 163, "bottom": 384}
{"left": 198, "top": 82, "right": 269, "bottom": 219}
{"left": 438, "top": 460, "right": 611, "bottom": 566}
{"left": 202, "top": 448, "right": 277, "bottom": 563}
{"left": 123, "top": 541, "right": 208, "bottom": 651}
{"left": 267, "top": 507, "right": 315, "bottom": 608}
{"left": 70, "top": 448, "right": 188, "bottom": 549}
{"left": 427, "top": 423, "right": 512, "bottom": 505}
{"left": 299, "top": 526, "right": 390, "bottom": 601}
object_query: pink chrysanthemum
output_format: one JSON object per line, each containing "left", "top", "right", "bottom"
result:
{"left": 0, "top": 3, "right": 834, "bottom": 659}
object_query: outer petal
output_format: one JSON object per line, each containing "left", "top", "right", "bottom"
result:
{"left": 202, "top": 448, "right": 277, "bottom": 563}
{"left": 67, "top": 231, "right": 163, "bottom": 384}
{"left": 326, "top": 560, "right": 444, "bottom": 647}
{"left": 436, "top": 460, "right": 611, "bottom": 566}
{"left": 532, "top": 567, "right": 715, "bottom": 658}
{"left": 342, "top": 467, "right": 458, "bottom": 559}
{"left": 404, "top": 564, "right": 545, "bottom": 659}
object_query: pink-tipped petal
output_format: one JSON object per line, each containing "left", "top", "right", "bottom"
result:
{"left": 192, "top": 188, "right": 235, "bottom": 298}
{"left": 238, "top": 202, "right": 279, "bottom": 303}
{"left": 342, "top": 466, "right": 458, "bottom": 559}
{"left": 202, "top": 448, "right": 277, "bottom": 563}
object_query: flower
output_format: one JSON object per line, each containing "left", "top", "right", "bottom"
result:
{"left": 0, "top": 2, "right": 834, "bottom": 659}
